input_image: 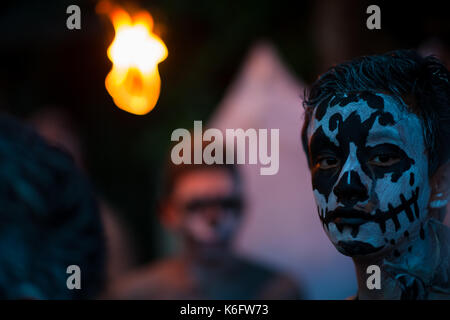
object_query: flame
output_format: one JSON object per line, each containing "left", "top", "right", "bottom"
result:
{"left": 97, "top": 1, "right": 168, "bottom": 115}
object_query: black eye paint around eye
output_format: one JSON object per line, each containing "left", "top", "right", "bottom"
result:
{"left": 367, "top": 145, "right": 403, "bottom": 164}
{"left": 368, "top": 152, "right": 401, "bottom": 166}
{"left": 309, "top": 126, "right": 344, "bottom": 202}
{"left": 362, "top": 143, "right": 415, "bottom": 182}
{"left": 309, "top": 128, "right": 341, "bottom": 164}
{"left": 315, "top": 154, "right": 340, "bottom": 170}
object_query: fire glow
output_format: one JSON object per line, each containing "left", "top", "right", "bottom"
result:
{"left": 98, "top": 2, "right": 168, "bottom": 115}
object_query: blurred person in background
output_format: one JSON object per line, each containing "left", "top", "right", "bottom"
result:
{"left": 0, "top": 114, "right": 105, "bottom": 299}
{"left": 28, "top": 107, "right": 137, "bottom": 288}
{"left": 106, "top": 139, "right": 301, "bottom": 299}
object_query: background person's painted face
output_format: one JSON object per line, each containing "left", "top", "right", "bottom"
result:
{"left": 172, "top": 168, "right": 242, "bottom": 247}
{"left": 307, "top": 92, "right": 431, "bottom": 256}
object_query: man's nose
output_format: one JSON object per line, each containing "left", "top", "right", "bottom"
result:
{"left": 204, "top": 207, "right": 224, "bottom": 227}
{"left": 333, "top": 171, "right": 369, "bottom": 206}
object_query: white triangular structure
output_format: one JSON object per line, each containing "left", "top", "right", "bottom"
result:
{"left": 210, "top": 42, "right": 356, "bottom": 299}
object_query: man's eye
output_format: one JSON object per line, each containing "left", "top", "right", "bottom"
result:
{"left": 368, "top": 154, "right": 400, "bottom": 167}
{"left": 317, "top": 157, "right": 339, "bottom": 170}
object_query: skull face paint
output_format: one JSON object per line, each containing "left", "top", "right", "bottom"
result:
{"left": 306, "top": 92, "right": 431, "bottom": 256}
{"left": 171, "top": 168, "right": 243, "bottom": 249}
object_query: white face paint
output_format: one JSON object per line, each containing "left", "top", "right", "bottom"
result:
{"left": 307, "top": 92, "right": 431, "bottom": 256}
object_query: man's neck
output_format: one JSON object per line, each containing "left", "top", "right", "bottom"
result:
{"left": 353, "top": 221, "right": 436, "bottom": 299}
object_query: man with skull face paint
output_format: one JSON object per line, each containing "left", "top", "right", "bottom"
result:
{"left": 302, "top": 50, "right": 450, "bottom": 299}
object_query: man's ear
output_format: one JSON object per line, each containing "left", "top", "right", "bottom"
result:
{"left": 428, "top": 161, "right": 450, "bottom": 221}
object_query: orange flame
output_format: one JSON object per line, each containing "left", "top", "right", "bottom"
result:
{"left": 97, "top": 1, "right": 168, "bottom": 115}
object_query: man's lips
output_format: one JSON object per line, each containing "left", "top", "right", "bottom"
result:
{"left": 319, "top": 187, "right": 420, "bottom": 234}
{"left": 334, "top": 217, "right": 369, "bottom": 225}
{"left": 326, "top": 207, "right": 373, "bottom": 226}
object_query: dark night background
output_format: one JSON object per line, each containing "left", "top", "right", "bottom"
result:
{"left": 0, "top": 0, "right": 448, "bottom": 265}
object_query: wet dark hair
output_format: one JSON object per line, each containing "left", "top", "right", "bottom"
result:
{"left": 0, "top": 115, "right": 105, "bottom": 299}
{"left": 301, "top": 50, "right": 450, "bottom": 175}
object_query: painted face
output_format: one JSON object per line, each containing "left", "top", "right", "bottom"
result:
{"left": 307, "top": 92, "right": 431, "bottom": 256}
{"left": 172, "top": 168, "right": 243, "bottom": 247}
